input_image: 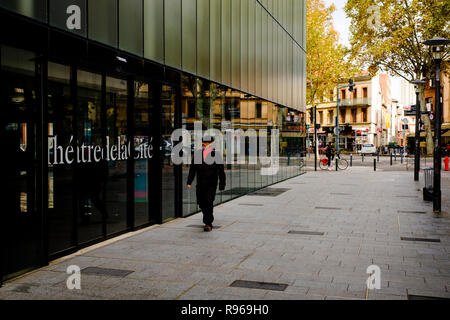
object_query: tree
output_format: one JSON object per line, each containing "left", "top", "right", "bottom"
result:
{"left": 307, "top": 0, "right": 357, "bottom": 106}
{"left": 344, "top": 0, "right": 450, "bottom": 155}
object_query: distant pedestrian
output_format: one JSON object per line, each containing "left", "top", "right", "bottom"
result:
{"left": 187, "top": 135, "right": 226, "bottom": 232}
{"left": 325, "top": 142, "right": 335, "bottom": 170}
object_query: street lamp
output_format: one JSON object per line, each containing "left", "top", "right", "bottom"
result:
{"left": 411, "top": 80, "right": 425, "bottom": 182}
{"left": 423, "top": 37, "right": 450, "bottom": 212}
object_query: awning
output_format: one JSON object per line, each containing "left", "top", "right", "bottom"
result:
{"left": 443, "top": 131, "right": 450, "bottom": 137}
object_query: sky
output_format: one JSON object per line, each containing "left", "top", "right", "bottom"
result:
{"left": 323, "top": 0, "right": 351, "bottom": 47}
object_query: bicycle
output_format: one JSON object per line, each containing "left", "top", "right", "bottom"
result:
{"left": 319, "top": 154, "right": 348, "bottom": 170}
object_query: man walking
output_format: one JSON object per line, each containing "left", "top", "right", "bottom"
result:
{"left": 187, "top": 135, "right": 226, "bottom": 232}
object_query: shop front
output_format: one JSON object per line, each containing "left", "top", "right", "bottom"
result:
{"left": 1, "top": 9, "right": 306, "bottom": 284}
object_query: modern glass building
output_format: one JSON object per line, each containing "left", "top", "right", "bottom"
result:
{"left": 0, "top": 0, "right": 307, "bottom": 284}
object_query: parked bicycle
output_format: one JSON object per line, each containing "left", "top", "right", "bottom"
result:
{"left": 319, "top": 153, "right": 348, "bottom": 170}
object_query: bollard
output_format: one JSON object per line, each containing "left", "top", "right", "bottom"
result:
{"left": 401, "top": 154, "right": 403, "bottom": 164}
{"left": 374, "top": 158, "right": 376, "bottom": 171}
{"left": 377, "top": 153, "right": 380, "bottom": 163}
{"left": 394, "top": 153, "right": 397, "bottom": 162}
{"left": 390, "top": 153, "right": 393, "bottom": 166}
{"left": 336, "top": 158, "right": 338, "bottom": 171}
{"left": 350, "top": 154, "right": 353, "bottom": 167}
{"left": 362, "top": 154, "right": 365, "bottom": 163}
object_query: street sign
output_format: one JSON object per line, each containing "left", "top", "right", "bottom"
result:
{"left": 404, "top": 105, "right": 416, "bottom": 116}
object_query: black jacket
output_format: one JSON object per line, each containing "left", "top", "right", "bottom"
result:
{"left": 187, "top": 148, "right": 226, "bottom": 207}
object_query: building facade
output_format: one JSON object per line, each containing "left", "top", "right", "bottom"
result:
{"left": 307, "top": 73, "right": 394, "bottom": 152}
{"left": 0, "top": 0, "right": 307, "bottom": 284}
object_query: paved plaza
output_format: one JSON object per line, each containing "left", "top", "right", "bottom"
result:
{"left": 0, "top": 165, "right": 449, "bottom": 300}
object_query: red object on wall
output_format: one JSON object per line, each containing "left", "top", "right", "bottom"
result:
{"left": 444, "top": 157, "right": 449, "bottom": 171}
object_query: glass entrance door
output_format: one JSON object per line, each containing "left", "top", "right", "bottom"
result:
{"left": 161, "top": 84, "right": 177, "bottom": 222}
{"left": 1, "top": 45, "right": 42, "bottom": 279}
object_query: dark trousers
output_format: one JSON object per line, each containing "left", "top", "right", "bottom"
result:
{"left": 327, "top": 154, "right": 335, "bottom": 166}
{"left": 200, "top": 205, "right": 214, "bottom": 226}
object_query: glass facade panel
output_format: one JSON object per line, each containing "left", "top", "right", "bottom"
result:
{"left": 262, "top": 10, "right": 268, "bottom": 101}
{"left": 161, "top": 85, "right": 176, "bottom": 222}
{"left": 182, "top": 0, "right": 197, "bottom": 74}
{"left": 248, "top": 0, "right": 255, "bottom": 94}
{"left": 76, "top": 70, "right": 103, "bottom": 244}
{"left": 47, "top": 62, "right": 74, "bottom": 255}
{"left": 49, "top": 0, "right": 86, "bottom": 36}
{"left": 119, "top": 0, "right": 143, "bottom": 55}
{"left": 144, "top": 0, "right": 164, "bottom": 63}
{"left": 88, "top": 0, "right": 117, "bottom": 47}
{"left": 181, "top": 75, "right": 198, "bottom": 216}
{"left": 220, "top": 89, "right": 233, "bottom": 202}
{"left": 134, "top": 82, "right": 152, "bottom": 227}
{"left": 165, "top": 0, "right": 182, "bottom": 68}
{"left": 255, "top": 3, "right": 262, "bottom": 97}
{"left": 221, "top": 0, "right": 231, "bottom": 86}
{"left": 2, "top": 45, "right": 41, "bottom": 275}
{"left": 0, "top": 0, "right": 47, "bottom": 22}
{"left": 105, "top": 76, "right": 128, "bottom": 235}
{"left": 231, "top": 0, "right": 240, "bottom": 89}
{"left": 240, "top": 0, "right": 248, "bottom": 92}
{"left": 231, "top": 91, "right": 244, "bottom": 198}
{"left": 197, "top": 0, "right": 210, "bottom": 78}
{"left": 210, "top": 0, "right": 221, "bottom": 83}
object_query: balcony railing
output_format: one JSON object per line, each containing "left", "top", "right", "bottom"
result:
{"left": 340, "top": 98, "right": 371, "bottom": 106}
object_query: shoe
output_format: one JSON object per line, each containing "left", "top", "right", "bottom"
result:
{"left": 204, "top": 225, "right": 212, "bottom": 232}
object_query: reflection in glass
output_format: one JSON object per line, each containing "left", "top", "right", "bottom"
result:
{"left": 76, "top": 70, "right": 104, "bottom": 244}
{"left": 181, "top": 75, "right": 198, "bottom": 216}
{"left": 2, "top": 45, "right": 40, "bottom": 275}
{"left": 134, "top": 82, "right": 153, "bottom": 226}
{"left": 105, "top": 76, "right": 128, "bottom": 235}
{"left": 161, "top": 85, "right": 176, "bottom": 221}
{"left": 47, "top": 62, "right": 75, "bottom": 254}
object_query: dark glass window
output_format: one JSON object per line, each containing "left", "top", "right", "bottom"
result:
{"left": 340, "top": 109, "right": 346, "bottom": 123}
{"left": 328, "top": 110, "right": 334, "bottom": 124}
{"left": 161, "top": 84, "right": 176, "bottom": 221}
{"left": 49, "top": 0, "right": 86, "bottom": 36}
{"left": 76, "top": 69, "right": 103, "bottom": 244}
{"left": 105, "top": 76, "right": 128, "bottom": 235}
{"left": 363, "top": 87, "right": 368, "bottom": 98}
{"left": 362, "top": 108, "right": 368, "bottom": 122}
{"left": 88, "top": 0, "right": 117, "bottom": 47}
{"left": 47, "top": 62, "right": 75, "bottom": 255}
{"left": 256, "top": 102, "right": 262, "bottom": 119}
{"left": 2, "top": 45, "right": 41, "bottom": 275}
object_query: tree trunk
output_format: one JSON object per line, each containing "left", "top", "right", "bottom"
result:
{"left": 419, "top": 89, "right": 434, "bottom": 156}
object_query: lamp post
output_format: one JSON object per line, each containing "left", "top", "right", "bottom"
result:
{"left": 411, "top": 80, "right": 425, "bottom": 181}
{"left": 423, "top": 37, "right": 450, "bottom": 212}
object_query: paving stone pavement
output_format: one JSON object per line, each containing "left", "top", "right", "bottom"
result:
{"left": 0, "top": 166, "right": 449, "bottom": 300}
